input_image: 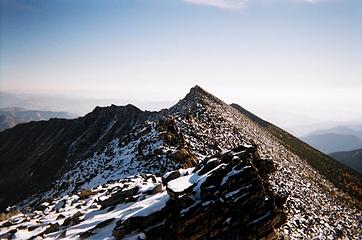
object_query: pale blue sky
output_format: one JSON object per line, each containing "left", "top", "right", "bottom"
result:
{"left": 1, "top": 0, "right": 362, "bottom": 126}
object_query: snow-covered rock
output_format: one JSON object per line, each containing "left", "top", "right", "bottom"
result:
{"left": 0, "top": 145, "right": 286, "bottom": 240}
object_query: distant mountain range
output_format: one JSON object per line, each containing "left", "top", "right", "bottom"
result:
{"left": 301, "top": 133, "right": 362, "bottom": 154}
{"left": 305, "top": 126, "right": 362, "bottom": 139}
{"left": 301, "top": 126, "right": 362, "bottom": 154}
{"left": 291, "top": 122, "right": 362, "bottom": 137}
{"left": 0, "top": 107, "right": 77, "bottom": 131}
{"left": 330, "top": 148, "right": 362, "bottom": 174}
{"left": 0, "top": 91, "right": 172, "bottom": 115}
{"left": 300, "top": 126, "right": 362, "bottom": 174}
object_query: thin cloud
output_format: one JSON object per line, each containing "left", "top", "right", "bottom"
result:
{"left": 182, "top": 0, "right": 327, "bottom": 10}
{"left": 183, "top": 0, "right": 248, "bottom": 10}
{"left": 295, "top": 0, "right": 331, "bottom": 5}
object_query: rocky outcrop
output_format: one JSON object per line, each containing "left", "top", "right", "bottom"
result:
{"left": 157, "top": 116, "right": 198, "bottom": 168}
{"left": 0, "top": 144, "right": 286, "bottom": 240}
{"left": 113, "top": 144, "right": 286, "bottom": 239}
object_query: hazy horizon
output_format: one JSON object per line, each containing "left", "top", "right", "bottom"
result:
{"left": 2, "top": 88, "right": 362, "bottom": 137}
{"left": 1, "top": 0, "right": 361, "bottom": 132}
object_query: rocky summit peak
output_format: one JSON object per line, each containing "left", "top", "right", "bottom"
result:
{"left": 186, "top": 85, "right": 218, "bottom": 101}
{"left": 188, "top": 84, "right": 207, "bottom": 95}
{"left": 171, "top": 85, "right": 227, "bottom": 113}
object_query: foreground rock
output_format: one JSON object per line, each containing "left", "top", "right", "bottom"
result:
{"left": 0, "top": 145, "right": 286, "bottom": 239}
{"left": 113, "top": 144, "right": 287, "bottom": 239}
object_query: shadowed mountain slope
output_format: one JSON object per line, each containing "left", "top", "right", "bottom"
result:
{"left": 330, "top": 148, "right": 362, "bottom": 174}
{"left": 0, "top": 104, "right": 155, "bottom": 210}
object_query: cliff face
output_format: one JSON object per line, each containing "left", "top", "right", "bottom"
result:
{"left": 0, "top": 86, "right": 360, "bottom": 239}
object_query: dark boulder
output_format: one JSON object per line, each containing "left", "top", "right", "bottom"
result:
{"left": 100, "top": 186, "right": 139, "bottom": 209}
{"left": 43, "top": 222, "right": 60, "bottom": 234}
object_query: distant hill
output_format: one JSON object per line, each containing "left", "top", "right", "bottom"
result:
{"left": 0, "top": 107, "right": 77, "bottom": 131}
{"left": 301, "top": 133, "right": 362, "bottom": 154}
{"left": 0, "top": 91, "right": 172, "bottom": 115}
{"left": 306, "top": 126, "right": 362, "bottom": 139}
{"left": 330, "top": 149, "right": 362, "bottom": 174}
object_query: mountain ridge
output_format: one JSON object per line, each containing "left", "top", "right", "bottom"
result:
{"left": 301, "top": 133, "right": 362, "bottom": 154}
{"left": 0, "top": 108, "right": 77, "bottom": 131}
{"left": 304, "top": 126, "right": 362, "bottom": 139}
{"left": 0, "top": 104, "right": 156, "bottom": 210}
{"left": 0, "top": 86, "right": 361, "bottom": 239}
